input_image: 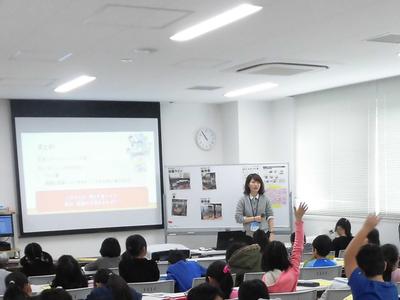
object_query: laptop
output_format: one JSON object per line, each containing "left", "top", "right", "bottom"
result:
{"left": 216, "top": 230, "right": 248, "bottom": 250}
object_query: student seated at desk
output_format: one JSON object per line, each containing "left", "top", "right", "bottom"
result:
{"left": 187, "top": 283, "right": 224, "bottom": 300}
{"left": 86, "top": 269, "right": 142, "bottom": 300}
{"left": 253, "top": 229, "right": 269, "bottom": 253}
{"left": 367, "top": 228, "right": 380, "bottom": 246}
{"left": 381, "top": 244, "right": 400, "bottom": 282}
{"left": 20, "top": 242, "right": 55, "bottom": 276}
{"left": 332, "top": 218, "right": 353, "bottom": 257}
{"left": 344, "top": 215, "right": 397, "bottom": 300}
{"left": 303, "top": 234, "right": 336, "bottom": 267}
{"left": 0, "top": 252, "right": 11, "bottom": 295}
{"left": 119, "top": 234, "right": 160, "bottom": 283}
{"left": 84, "top": 237, "right": 121, "bottom": 271}
{"left": 51, "top": 255, "right": 88, "bottom": 289}
{"left": 289, "top": 232, "right": 312, "bottom": 254}
{"left": 3, "top": 271, "right": 33, "bottom": 300}
{"left": 40, "top": 288, "right": 72, "bottom": 300}
{"left": 226, "top": 242, "right": 262, "bottom": 286}
{"left": 206, "top": 261, "right": 235, "bottom": 299}
{"left": 166, "top": 250, "right": 206, "bottom": 292}
{"left": 238, "top": 279, "right": 269, "bottom": 300}
{"left": 261, "top": 203, "right": 308, "bottom": 293}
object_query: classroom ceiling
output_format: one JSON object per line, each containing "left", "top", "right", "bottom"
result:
{"left": 1, "top": 0, "right": 400, "bottom": 103}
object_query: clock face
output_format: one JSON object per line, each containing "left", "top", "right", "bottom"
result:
{"left": 196, "top": 127, "right": 216, "bottom": 151}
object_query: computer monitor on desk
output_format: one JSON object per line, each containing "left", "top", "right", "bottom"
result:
{"left": 0, "top": 215, "right": 13, "bottom": 237}
{"left": 216, "top": 230, "right": 247, "bottom": 250}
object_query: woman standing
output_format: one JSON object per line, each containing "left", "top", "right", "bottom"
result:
{"left": 235, "top": 174, "right": 274, "bottom": 238}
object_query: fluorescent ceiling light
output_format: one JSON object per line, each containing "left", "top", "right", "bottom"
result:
{"left": 54, "top": 75, "right": 96, "bottom": 93}
{"left": 170, "top": 4, "right": 262, "bottom": 42}
{"left": 224, "top": 82, "right": 278, "bottom": 98}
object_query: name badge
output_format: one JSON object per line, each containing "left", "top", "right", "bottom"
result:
{"left": 250, "top": 221, "right": 260, "bottom": 232}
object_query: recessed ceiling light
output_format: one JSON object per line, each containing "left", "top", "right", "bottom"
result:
{"left": 54, "top": 75, "right": 96, "bottom": 93}
{"left": 224, "top": 82, "right": 278, "bottom": 98}
{"left": 121, "top": 58, "right": 134, "bottom": 63}
{"left": 58, "top": 53, "right": 73, "bottom": 62}
{"left": 170, "top": 4, "right": 262, "bottom": 42}
{"left": 133, "top": 48, "right": 158, "bottom": 55}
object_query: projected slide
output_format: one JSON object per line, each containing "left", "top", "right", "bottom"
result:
{"left": 21, "top": 131, "right": 157, "bottom": 215}
{"left": 14, "top": 116, "right": 163, "bottom": 234}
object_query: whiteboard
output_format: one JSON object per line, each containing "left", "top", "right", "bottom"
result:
{"left": 164, "top": 163, "right": 292, "bottom": 233}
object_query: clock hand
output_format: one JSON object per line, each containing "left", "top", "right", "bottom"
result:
{"left": 201, "top": 131, "right": 208, "bottom": 141}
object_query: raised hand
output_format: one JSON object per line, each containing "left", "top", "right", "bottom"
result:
{"left": 294, "top": 202, "right": 308, "bottom": 221}
{"left": 363, "top": 214, "right": 380, "bottom": 231}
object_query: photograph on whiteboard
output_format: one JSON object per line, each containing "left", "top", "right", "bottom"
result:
{"left": 200, "top": 198, "right": 222, "bottom": 220}
{"left": 201, "top": 167, "right": 217, "bottom": 190}
{"left": 168, "top": 168, "right": 191, "bottom": 190}
{"left": 171, "top": 198, "right": 187, "bottom": 216}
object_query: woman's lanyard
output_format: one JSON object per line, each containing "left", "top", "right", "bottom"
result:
{"left": 249, "top": 196, "right": 259, "bottom": 217}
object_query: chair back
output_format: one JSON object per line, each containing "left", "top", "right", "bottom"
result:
{"left": 192, "top": 277, "right": 206, "bottom": 288}
{"left": 128, "top": 279, "right": 175, "bottom": 293}
{"left": 300, "top": 265, "right": 342, "bottom": 280}
{"left": 66, "top": 287, "right": 93, "bottom": 300}
{"left": 28, "top": 274, "right": 56, "bottom": 285}
{"left": 325, "top": 288, "right": 352, "bottom": 300}
{"left": 243, "top": 272, "right": 265, "bottom": 281}
{"left": 270, "top": 289, "right": 317, "bottom": 300}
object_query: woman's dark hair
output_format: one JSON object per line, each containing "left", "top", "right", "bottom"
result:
{"left": 100, "top": 238, "right": 121, "bottom": 257}
{"left": 52, "top": 255, "right": 88, "bottom": 289}
{"left": 206, "top": 261, "right": 233, "bottom": 299}
{"left": 367, "top": 229, "right": 380, "bottom": 246}
{"left": 262, "top": 241, "right": 291, "bottom": 272}
{"left": 187, "top": 283, "right": 224, "bottom": 300}
{"left": 4, "top": 271, "right": 29, "bottom": 300}
{"left": 94, "top": 268, "right": 114, "bottom": 285}
{"left": 167, "top": 250, "right": 186, "bottom": 264}
{"left": 40, "top": 288, "right": 72, "bottom": 300}
{"left": 24, "top": 242, "right": 43, "bottom": 260}
{"left": 107, "top": 274, "right": 133, "bottom": 300}
{"left": 290, "top": 232, "right": 306, "bottom": 244}
{"left": 335, "top": 218, "right": 352, "bottom": 237}
{"left": 253, "top": 229, "right": 269, "bottom": 252}
{"left": 238, "top": 279, "right": 269, "bottom": 300}
{"left": 244, "top": 173, "right": 265, "bottom": 195}
{"left": 126, "top": 234, "right": 147, "bottom": 257}
{"left": 381, "top": 244, "right": 399, "bottom": 282}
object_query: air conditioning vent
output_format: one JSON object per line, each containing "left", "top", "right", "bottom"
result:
{"left": 236, "top": 62, "right": 329, "bottom": 76}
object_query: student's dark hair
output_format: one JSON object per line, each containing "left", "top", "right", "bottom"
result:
{"left": 367, "top": 229, "right": 380, "bottom": 246}
{"left": 244, "top": 173, "right": 265, "bottom": 195}
{"left": 4, "top": 271, "right": 29, "bottom": 300}
{"left": 40, "top": 288, "right": 73, "bottom": 300}
{"left": 206, "top": 260, "right": 233, "bottom": 299}
{"left": 312, "top": 235, "right": 332, "bottom": 257}
{"left": 238, "top": 279, "right": 269, "bottom": 300}
{"left": 356, "top": 244, "right": 385, "bottom": 277}
{"left": 253, "top": 229, "right": 269, "bottom": 253}
{"left": 107, "top": 274, "right": 133, "bottom": 300}
{"left": 262, "top": 241, "right": 291, "bottom": 272}
{"left": 125, "top": 234, "right": 147, "bottom": 257}
{"left": 100, "top": 237, "right": 121, "bottom": 257}
{"left": 381, "top": 244, "right": 399, "bottom": 282}
{"left": 187, "top": 283, "right": 224, "bottom": 300}
{"left": 226, "top": 242, "right": 247, "bottom": 261}
{"left": 167, "top": 250, "right": 186, "bottom": 264}
{"left": 290, "top": 232, "right": 306, "bottom": 244}
{"left": 335, "top": 218, "right": 352, "bottom": 237}
{"left": 24, "top": 242, "right": 43, "bottom": 260}
{"left": 94, "top": 268, "right": 113, "bottom": 285}
{"left": 52, "top": 255, "right": 88, "bottom": 289}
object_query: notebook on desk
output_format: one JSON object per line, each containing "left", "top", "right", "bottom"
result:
{"left": 216, "top": 230, "right": 247, "bottom": 250}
